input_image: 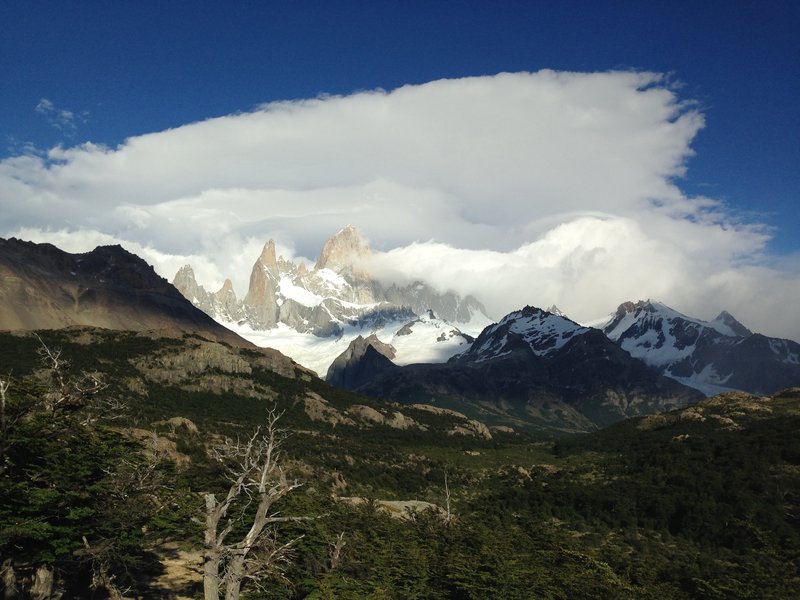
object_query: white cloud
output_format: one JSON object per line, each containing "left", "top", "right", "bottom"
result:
{"left": 2, "top": 71, "right": 798, "bottom": 340}
{"left": 35, "top": 98, "right": 86, "bottom": 134}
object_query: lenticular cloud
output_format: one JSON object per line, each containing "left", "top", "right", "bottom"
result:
{"left": 1, "top": 70, "right": 797, "bottom": 340}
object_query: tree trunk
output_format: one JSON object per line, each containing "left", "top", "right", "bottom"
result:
{"left": 30, "top": 565, "right": 54, "bottom": 600}
{"left": 222, "top": 552, "right": 245, "bottom": 600}
{"left": 1, "top": 559, "right": 18, "bottom": 600}
{"left": 203, "top": 493, "right": 221, "bottom": 600}
{"left": 92, "top": 573, "right": 123, "bottom": 600}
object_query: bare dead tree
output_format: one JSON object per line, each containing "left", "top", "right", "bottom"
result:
{"left": 0, "top": 376, "right": 10, "bottom": 478}
{"left": 203, "top": 408, "right": 311, "bottom": 600}
{"left": 328, "top": 532, "right": 346, "bottom": 571}
{"left": 33, "top": 334, "right": 117, "bottom": 423}
{"left": 444, "top": 469, "right": 453, "bottom": 526}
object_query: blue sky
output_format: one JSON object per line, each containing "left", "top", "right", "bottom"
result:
{"left": 3, "top": 1, "right": 797, "bottom": 250}
{"left": 1, "top": 1, "right": 799, "bottom": 336}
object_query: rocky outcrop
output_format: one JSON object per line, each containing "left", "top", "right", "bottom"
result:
{"left": 448, "top": 419, "right": 492, "bottom": 440}
{"left": 303, "top": 393, "right": 356, "bottom": 427}
{"left": 303, "top": 394, "right": 424, "bottom": 431}
{"left": 326, "top": 334, "right": 398, "bottom": 388}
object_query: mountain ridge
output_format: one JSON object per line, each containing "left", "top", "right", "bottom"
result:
{"left": 0, "top": 237, "right": 250, "bottom": 348}
{"left": 601, "top": 299, "right": 800, "bottom": 395}
{"left": 328, "top": 305, "right": 702, "bottom": 432}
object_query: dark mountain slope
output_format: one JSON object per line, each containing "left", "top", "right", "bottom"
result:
{"left": 329, "top": 306, "right": 701, "bottom": 432}
{"left": 0, "top": 237, "right": 248, "bottom": 347}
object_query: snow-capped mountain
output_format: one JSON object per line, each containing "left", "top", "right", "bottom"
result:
{"left": 460, "top": 305, "right": 591, "bottom": 362}
{"left": 173, "top": 226, "right": 490, "bottom": 375}
{"left": 325, "top": 304, "right": 701, "bottom": 432}
{"left": 602, "top": 300, "right": 800, "bottom": 395}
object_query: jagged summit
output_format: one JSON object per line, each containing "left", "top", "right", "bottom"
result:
{"left": 314, "top": 224, "right": 371, "bottom": 278}
{"left": 218, "top": 279, "right": 235, "bottom": 295}
{"left": 172, "top": 227, "right": 492, "bottom": 374}
{"left": 461, "top": 305, "right": 590, "bottom": 362}
{"left": 712, "top": 310, "right": 752, "bottom": 338}
{"left": 257, "top": 239, "right": 279, "bottom": 272}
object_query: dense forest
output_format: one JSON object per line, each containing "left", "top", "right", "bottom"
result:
{"left": 1, "top": 329, "right": 798, "bottom": 598}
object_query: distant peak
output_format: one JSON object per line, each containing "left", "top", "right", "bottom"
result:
{"left": 257, "top": 240, "right": 278, "bottom": 271}
{"left": 712, "top": 310, "right": 752, "bottom": 337}
{"left": 218, "top": 279, "right": 235, "bottom": 294}
{"left": 315, "top": 225, "right": 371, "bottom": 277}
{"left": 173, "top": 264, "right": 199, "bottom": 288}
{"left": 546, "top": 304, "right": 565, "bottom": 316}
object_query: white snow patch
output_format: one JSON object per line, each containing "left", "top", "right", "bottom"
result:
{"left": 278, "top": 276, "right": 323, "bottom": 307}
{"left": 315, "top": 268, "right": 349, "bottom": 289}
{"left": 223, "top": 314, "right": 470, "bottom": 377}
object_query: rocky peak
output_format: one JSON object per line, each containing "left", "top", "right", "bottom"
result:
{"left": 325, "top": 334, "right": 398, "bottom": 388}
{"left": 613, "top": 300, "right": 637, "bottom": 318}
{"left": 244, "top": 241, "right": 281, "bottom": 324}
{"left": 712, "top": 310, "right": 752, "bottom": 338}
{"left": 257, "top": 240, "right": 279, "bottom": 273}
{"left": 173, "top": 265, "right": 198, "bottom": 289}
{"left": 314, "top": 225, "right": 371, "bottom": 278}
{"left": 218, "top": 279, "right": 235, "bottom": 297}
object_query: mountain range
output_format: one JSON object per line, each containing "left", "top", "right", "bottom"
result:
{"left": 1, "top": 235, "right": 797, "bottom": 597}
{"left": 172, "top": 225, "right": 488, "bottom": 374}
{"left": 2, "top": 234, "right": 799, "bottom": 433}
{"left": 327, "top": 305, "right": 702, "bottom": 432}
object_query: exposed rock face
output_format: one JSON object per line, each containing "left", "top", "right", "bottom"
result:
{"left": 173, "top": 266, "right": 246, "bottom": 325}
{"left": 385, "top": 283, "right": 486, "bottom": 325}
{"left": 243, "top": 241, "right": 281, "bottom": 329}
{"left": 314, "top": 224, "right": 371, "bottom": 280}
{"left": 303, "top": 393, "right": 425, "bottom": 431}
{"left": 327, "top": 305, "right": 702, "bottom": 432}
{"left": 449, "top": 419, "right": 493, "bottom": 440}
{"left": 303, "top": 393, "right": 356, "bottom": 427}
{"left": 602, "top": 300, "right": 800, "bottom": 395}
{"left": 326, "top": 334, "right": 398, "bottom": 388}
{"left": 0, "top": 238, "right": 249, "bottom": 347}
{"left": 173, "top": 226, "right": 491, "bottom": 338}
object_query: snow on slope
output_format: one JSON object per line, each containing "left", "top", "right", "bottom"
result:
{"left": 226, "top": 311, "right": 474, "bottom": 377}
{"left": 388, "top": 311, "right": 473, "bottom": 365}
{"left": 466, "top": 306, "right": 590, "bottom": 362}
{"left": 603, "top": 300, "right": 710, "bottom": 367}
{"left": 596, "top": 299, "right": 800, "bottom": 396}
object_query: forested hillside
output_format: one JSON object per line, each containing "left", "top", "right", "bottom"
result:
{"left": 1, "top": 329, "right": 797, "bottom": 598}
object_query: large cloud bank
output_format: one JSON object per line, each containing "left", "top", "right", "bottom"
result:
{"left": 1, "top": 71, "right": 797, "bottom": 339}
